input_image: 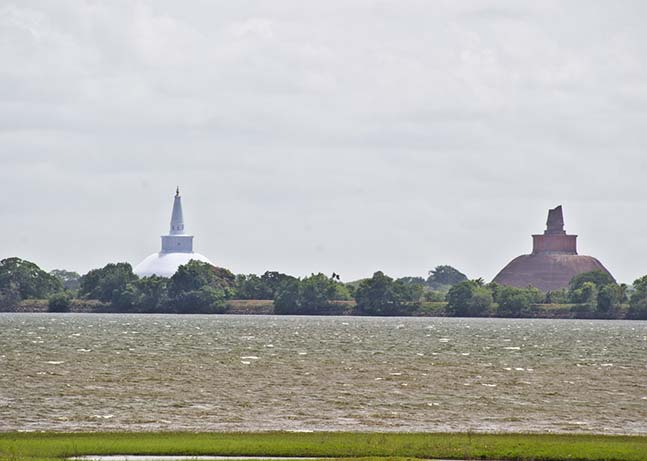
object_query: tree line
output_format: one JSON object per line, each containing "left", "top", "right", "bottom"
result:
{"left": 1, "top": 256, "right": 647, "bottom": 319}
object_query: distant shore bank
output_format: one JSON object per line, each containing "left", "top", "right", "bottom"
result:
{"left": 1, "top": 298, "right": 631, "bottom": 319}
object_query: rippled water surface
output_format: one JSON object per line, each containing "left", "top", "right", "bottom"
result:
{"left": 1, "top": 314, "right": 646, "bottom": 433}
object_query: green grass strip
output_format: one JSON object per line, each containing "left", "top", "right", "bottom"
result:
{"left": 1, "top": 432, "right": 647, "bottom": 461}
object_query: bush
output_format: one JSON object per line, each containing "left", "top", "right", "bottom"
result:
{"left": 169, "top": 286, "right": 226, "bottom": 314}
{"left": 48, "top": 292, "right": 72, "bottom": 312}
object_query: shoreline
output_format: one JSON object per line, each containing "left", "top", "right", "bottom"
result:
{"left": 1, "top": 298, "right": 632, "bottom": 320}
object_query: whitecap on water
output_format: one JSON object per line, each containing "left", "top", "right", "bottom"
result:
{"left": 298, "top": 352, "right": 307, "bottom": 355}
{"left": 240, "top": 356, "right": 259, "bottom": 360}
{"left": 439, "top": 338, "right": 450, "bottom": 342}
{"left": 481, "top": 383, "right": 497, "bottom": 387}
{"left": 504, "top": 346, "right": 521, "bottom": 350}
{"left": 241, "top": 361, "right": 251, "bottom": 365}
{"left": 76, "top": 349, "right": 92, "bottom": 353}
{"left": 45, "top": 361, "right": 64, "bottom": 365}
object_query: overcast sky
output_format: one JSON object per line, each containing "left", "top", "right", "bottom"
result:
{"left": 1, "top": 1, "right": 646, "bottom": 283}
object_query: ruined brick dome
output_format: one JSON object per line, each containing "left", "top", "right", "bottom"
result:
{"left": 492, "top": 206, "right": 613, "bottom": 292}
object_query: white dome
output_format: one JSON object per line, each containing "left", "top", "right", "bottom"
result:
{"left": 134, "top": 252, "right": 213, "bottom": 278}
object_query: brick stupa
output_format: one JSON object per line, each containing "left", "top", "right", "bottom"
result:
{"left": 492, "top": 206, "right": 613, "bottom": 292}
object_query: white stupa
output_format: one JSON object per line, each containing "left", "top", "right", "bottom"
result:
{"left": 134, "top": 187, "right": 213, "bottom": 278}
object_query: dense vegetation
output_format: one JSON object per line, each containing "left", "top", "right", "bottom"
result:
{"left": 2, "top": 256, "right": 647, "bottom": 318}
{"left": 444, "top": 270, "right": 635, "bottom": 318}
{"left": 0, "top": 257, "right": 62, "bottom": 305}
{"left": 2, "top": 431, "right": 647, "bottom": 461}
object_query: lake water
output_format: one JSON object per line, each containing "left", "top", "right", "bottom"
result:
{"left": 1, "top": 313, "right": 646, "bottom": 434}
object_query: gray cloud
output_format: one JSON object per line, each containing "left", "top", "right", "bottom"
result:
{"left": 1, "top": 0, "right": 646, "bottom": 283}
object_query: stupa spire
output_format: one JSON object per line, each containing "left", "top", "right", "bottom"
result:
{"left": 545, "top": 205, "right": 565, "bottom": 235}
{"left": 160, "top": 187, "right": 193, "bottom": 253}
{"left": 169, "top": 187, "right": 185, "bottom": 235}
{"left": 532, "top": 205, "right": 576, "bottom": 254}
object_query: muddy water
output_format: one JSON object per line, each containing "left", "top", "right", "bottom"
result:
{"left": 1, "top": 314, "right": 646, "bottom": 433}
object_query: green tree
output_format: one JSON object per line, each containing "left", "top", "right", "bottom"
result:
{"left": 597, "top": 283, "right": 626, "bottom": 315}
{"left": 79, "top": 262, "right": 138, "bottom": 303}
{"left": 423, "top": 290, "right": 446, "bottom": 302}
{"left": 48, "top": 292, "right": 72, "bottom": 313}
{"left": 0, "top": 282, "right": 21, "bottom": 311}
{"left": 50, "top": 269, "right": 81, "bottom": 291}
{"left": 569, "top": 270, "right": 615, "bottom": 291}
{"left": 235, "top": 274, "right": 265, "bottom": 299}
{"left": 260, "top": 271, "right": 296, "bottom": 298}
{"left": 569, "top": 281, "right": 598, "bottom": 318}
{"left": 299, "top": 273, "right": 339, "bottom": 311}
{"left": 494, "top": 286, "right": 542, "bottom": 318}
{"left": 0, "top": 257, "right": 63, "bottom": 300}
{"left": 168, "top": 260, "right": 235, "bottom": 298}
{"left": 627, "top": 275, "right": 647, "bottom": 320}
{"left": 397, "top": 276, "right": 426, "bottom": 288}
{"left": 274, "top": 273, "right": 348, "bottom": 314}
{"left": 568, "top": 270, "right": 623, "bottom": 317}
{"left": 166, "top": 260, "right": 234, "bottom": 314}
{"left": 354, "top": 271, "right": 420, "bottom": 316}
{"left": 273, "top": 278, "right": 300, "bottom": 314}
{"left": 132, "top": 276, "right": 169, "bottom": 312}
{"left": 545, "top": 288, "right": 568, "bottom": 304}
{"left": 235, "top": 271, "right": 296, "bottom": 299}
{"left": 427, "top": 265, "right": 468, "bottom": 289}
{"left": 446, "top": 279, "right": 493, "bottom": 317}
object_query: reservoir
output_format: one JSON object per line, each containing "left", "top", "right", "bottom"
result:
{"left": 1, "top": 314, "right": 646, "bottom": 433}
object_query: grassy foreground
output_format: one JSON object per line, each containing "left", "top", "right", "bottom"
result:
{"left": 2, "top": 432, "right": 647, "bottom": 461}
